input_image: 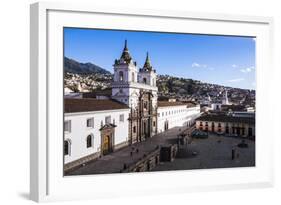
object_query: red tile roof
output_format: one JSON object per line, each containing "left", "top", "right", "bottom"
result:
{"left": 64, "top": 99, "right": 129, "bottom": 113}
{"left": 158, "top": 101, "right": 197, "bottom": 108}
{"left": 197, "top": 114, "right": 255, "bottom": 124}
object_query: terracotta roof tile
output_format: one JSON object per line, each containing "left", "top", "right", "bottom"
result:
{"left": 158, "top": 101, "right": 197, "bottom": 108}
{"left": 197, "top": 114, "right": 255, "bottom": 124}
{"left": 65, "top": 99, "right": 129, "bottom": 113}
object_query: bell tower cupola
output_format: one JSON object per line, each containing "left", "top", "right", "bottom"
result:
{"left": 113, "top": 40, "right": 138, "bottom": 83}
{"left": 138, "top": 52, "right": 157, "bottom": 87}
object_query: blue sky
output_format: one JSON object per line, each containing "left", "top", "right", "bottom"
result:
{"left": 64, "top": 28, "right": 256, "bottom": 90}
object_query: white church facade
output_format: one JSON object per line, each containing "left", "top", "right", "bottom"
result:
{"left": 64, "top": 41, "right": 200, "bottom": 171}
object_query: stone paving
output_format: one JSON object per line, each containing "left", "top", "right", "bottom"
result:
{"left": 65, "top": 127, "right": 255, "bottom": 176}
{"left": 152, "top": 134, "right": 255, "bottom": 172}
{"left": 65, "top": 126, "right": 184, "bottom": 176}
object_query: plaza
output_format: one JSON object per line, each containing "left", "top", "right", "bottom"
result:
{"left": 65, "top": 126, "right": 255, "bottom": 176}
{"left": 153, "top": 133, "right": 255, "bottom": 172}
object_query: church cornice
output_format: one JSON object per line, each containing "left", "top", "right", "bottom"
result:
{"left": 111, "top": 81, "right": 158, "bottom": 91}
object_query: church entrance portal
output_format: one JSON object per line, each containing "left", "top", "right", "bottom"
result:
{"left": 100, "top": 124, "right": 116, "bottom": 156}
{"left": 102, "top": 135, "right": 111, "bottom": 155}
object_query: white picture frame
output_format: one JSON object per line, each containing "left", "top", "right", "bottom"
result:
{"left": 30, "top": 2, "right": 274, "bottom": 202}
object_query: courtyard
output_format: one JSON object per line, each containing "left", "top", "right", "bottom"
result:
{"left": 152, "top": 133, "right": 255, "bottom": 172}
{"left": 65, "top": 126, "right": 255, "bottom": 176}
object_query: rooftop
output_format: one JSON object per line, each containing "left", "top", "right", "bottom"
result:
{"left": 196, "top": 114, "right": 255, "bottom": 124}
{"left": 64, "top": 98, "right": 129, "bottom": 113}
{"left": 82, "top": 89, "right": 112, "bottom": 98}
{"left": 158, "top": 101, "right": 197, "bottom": 108}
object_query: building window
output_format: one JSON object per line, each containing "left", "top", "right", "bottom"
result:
{"left": 133, "top": 126, "right": 136, "bottom": 133}
{"left": 105, "top": 116, "right": 111, "bottom": 124}
{"left": 153, "top": 121, "right": 156, "bottom": 127}
{"left": 248, "top": 127, "right": 253, "bottom": 136}
{"left": 87, "top": 118, "right": 94, "bottom": 128}
{"left": 143, "top": 78, "right": 147, "bottom": 84}
{"left": 226, "top": 126, "right": 229, "bottom": 134}
{"left": 132, "top": 72, "right": 135, "bottom": 82}
{"left": 64, "top": 140, "right": 71, "bottom": 156}
{"left": 218, "top": 123, "right": 221, "bottom": 127}
{"left": 144, "top": 102, "right": 148, "bottom": 110}
{"left": 205, "top": 122, "right": 208, "bottom": 131}
{"left": 86, "top": 135, "right": 93, "bottom": 148}
{"left": 200, "top": 121, "right": 203, "bottom": 126}
{"left": 158, "top": 113, "right": 160, "bottom": 117}
{"left": 64, "top": 120, "right": 71, "bottom": 132}
{"left": 119, "top": 114, "right": 124, "bottom": 122}
{"left": 119, "top": 71, "right": 124, "bottom": 82}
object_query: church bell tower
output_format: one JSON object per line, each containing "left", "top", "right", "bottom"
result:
{"left": 111, "top": 40, "right": 139, "bottom": 107}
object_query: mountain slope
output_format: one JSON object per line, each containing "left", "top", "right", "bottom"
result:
{"left": 64, "top": 57, "right": 111, "bottom": 75}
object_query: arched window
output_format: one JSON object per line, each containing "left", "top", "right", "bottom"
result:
{"left": 132, "top": 72, "right": 135, "bottom": 82}
{"left": 64, "top": 140, "right": 71, "bottom": 156}
{"left": 86, "top": 135, "right": 93, "bottom": 148}
{"left": 143, "top": 77, "right": 147, "bottom": 84}
{"left": 119, "top": 71, "right": 124, "bottom": 82}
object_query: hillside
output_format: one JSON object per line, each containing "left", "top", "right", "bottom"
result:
{"left": 64, "top": 57, "right": 111, "bottom": 75}
{"left": 64, "top": 59, "right": 255, "bottom": 107}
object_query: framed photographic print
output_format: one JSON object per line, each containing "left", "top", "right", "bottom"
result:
{"left": 30, "top": 2, "right": 274, "bottom": 202}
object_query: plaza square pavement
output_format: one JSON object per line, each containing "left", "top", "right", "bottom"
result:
{"left": 65, "top": 126, "right": 255, "bottom": 176}
{"left": 152, "top": 133, "right": 255, "bottom": 172}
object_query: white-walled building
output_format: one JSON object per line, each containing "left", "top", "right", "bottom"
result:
{"left": 64, "top": 99, "right": 130, "bottom": 170}
{"left": 195, "top": 114, "right": 255, "bottom": 138}
{"left": 157, "top": 101, "right": 200, "bottom": 133}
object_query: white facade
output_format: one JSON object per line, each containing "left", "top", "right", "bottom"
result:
{"left": 111, "top": 43, "right": 158, "bottom": 110}
{"left": 157, "top": 104, "right": 201, "bottom": 133}
{"left": 211, "top": 103, "right": 222, "bottom": 110}
{"left": 64, "top": 108, "right": 130, "bottom": 164}
{"left": 222, "top": 90, "right": 230, "bottom": 105}
{"left": 111, "top": 82, "right": 158, "bottom": 109}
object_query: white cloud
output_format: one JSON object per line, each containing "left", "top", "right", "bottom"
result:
{"left": 191, "top": 62, "right": 215, "bottom": 71}
{"left": 240, "top": 66, "right": 255, "bottom": 73}
{"left": 252, "top": 38, "right": 256, "bottom": 42}
{"left": 191, "top": 62, "right": 207, "bottom": 68}
{"left": 192, "top": 62, "right": 200, "bottom": 67}
{"left": 228, "top": 78, "right": 244, "bottom": 83}
{"left": 232, "top": 64, "right": 238, "bottom": 68}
